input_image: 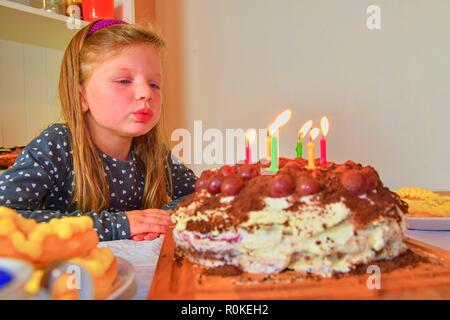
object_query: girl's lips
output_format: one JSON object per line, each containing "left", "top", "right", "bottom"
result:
{"left": 133, "top": 108, "right": 153, "bottom": 122}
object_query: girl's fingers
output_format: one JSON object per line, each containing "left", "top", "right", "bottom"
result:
{"left": 132, "top": 234, "right": 145, "bottom": 241}
{"left": 141, "top": 211, "right": 173, "bottom": 220}
{"left": 133, "top": 223, "right": 168, "bottom": 235}
{"left": 129, "top": 209, "right": 176, "bottom": 236}
{"left": 143, "top": 233, "right": 160, "bottom": 241}
{"left": 132, "top": 233, "right": 160, "bottom": 241}
{"left": 143, "top": 209, "right": 174, "bottom": 216}
{"left": 141, "top": 223, "right": 168, "bottom": 234}
{"left": 138, "top": 215, "right": 173, "bottom": 226}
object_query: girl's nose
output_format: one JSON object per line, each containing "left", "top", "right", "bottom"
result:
{"left": 135, "top": 82, "right": 153, "bottom": 101}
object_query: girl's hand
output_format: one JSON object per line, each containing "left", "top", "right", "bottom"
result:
{"left": 131, "top": 233, "right": 160, "bottom": 241}
{"left": 126, "top": 209, "right": 174, "bottom": 238}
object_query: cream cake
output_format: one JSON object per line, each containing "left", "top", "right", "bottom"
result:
{"left": 172, "top": 158, "right": 409, "bottom": 277}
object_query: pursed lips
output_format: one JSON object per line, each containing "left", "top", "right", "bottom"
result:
{"left": 133, "top": 108, "right": 153, "bottom": 115}
{"left": 132, "top": 108, "right": 153, "bottom": 121}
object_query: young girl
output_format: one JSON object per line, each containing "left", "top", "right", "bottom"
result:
{"left": 0, "top": 19, "right": 197, "bottom": 241}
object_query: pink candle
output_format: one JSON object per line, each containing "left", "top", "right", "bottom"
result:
{"left": 245, "top": 129, "right": 257, "bottom": 164}
{"left": 320, "top": 136, "right": 327, "bottom": 165}
{"left": 320, "top": 116, "right": 329, "bottom": 166}
{"left": 245, "top": 144, "right": 251, "bottom": 164}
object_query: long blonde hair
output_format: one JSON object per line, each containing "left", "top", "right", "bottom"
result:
{"left": 59, "top": 21, "right": 171, "bottom": 212}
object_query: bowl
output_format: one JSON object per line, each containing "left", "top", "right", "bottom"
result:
{"left": 0, "top": 258, "right": 34, "bottom": 300}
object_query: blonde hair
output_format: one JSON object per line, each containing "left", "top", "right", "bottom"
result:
{"left": 59, "top": 21, "right": 171, "bottom": 212}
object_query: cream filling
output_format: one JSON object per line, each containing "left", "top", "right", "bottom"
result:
{"left": 173, "top": 196, "right": 407, "bottom": 276}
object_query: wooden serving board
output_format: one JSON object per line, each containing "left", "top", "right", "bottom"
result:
{"left": 148, "top": 230, "right": 450, "bottom": 300}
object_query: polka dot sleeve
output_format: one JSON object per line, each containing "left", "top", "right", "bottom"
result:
{"left": 0, "top": 129, "right": 60, "bottom": 210}
{"left": 0, "top": 124, "right": 131, "bottom": 241}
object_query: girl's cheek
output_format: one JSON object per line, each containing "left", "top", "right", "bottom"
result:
{"left": 153, "top": 90, "right": 162, "bottom": 103}
{"left": 152, "top": 93, "right": 162, "bottom": 110}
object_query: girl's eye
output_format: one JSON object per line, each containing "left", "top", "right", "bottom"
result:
{"left": 116, "top": 79, "right": 131, "bottom": 85}
{"left": 150, "top": 83, "right": 160, "bottom": 90}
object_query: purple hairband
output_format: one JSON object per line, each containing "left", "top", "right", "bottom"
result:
{"left": 86, "top": 19, "right": 128, "bottom": 38}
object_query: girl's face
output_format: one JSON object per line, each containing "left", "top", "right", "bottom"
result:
{"left": 81, "top": 43, "right": 162, "bottom": 139}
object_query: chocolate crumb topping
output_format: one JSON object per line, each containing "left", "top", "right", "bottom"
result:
{"left": 176, "top": 158, "right": 408, "bottom": 233}
{"left": 174, "top": 247, "right": 184, "bottom": 266}
{"left": 203, "top": 265, "right": 243, "bottom": 277}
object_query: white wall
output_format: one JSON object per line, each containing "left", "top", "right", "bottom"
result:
{"left": 0, "top": 39, "right": 63, "bottom": 147}
{"left": 156, "top": 0, "right": 450, "bottom": 190}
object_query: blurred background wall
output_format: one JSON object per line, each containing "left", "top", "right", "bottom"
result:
{"left": 1, "top": 0, "right": 449, "bottom": 190}
{"left": 156, "top": 0, "right": 450, "bottom": 190}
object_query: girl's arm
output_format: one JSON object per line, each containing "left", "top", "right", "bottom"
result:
{"left": 0, "top": 155, "right": 131, "bottom": 241}
{"left": 166, "top": 152, "right": 197, "bottom": 200}
{"left": 0, "top": 124, "right": 131, "bottom": 241}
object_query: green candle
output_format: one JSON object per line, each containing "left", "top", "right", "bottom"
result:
{"left": 269, "top": 134, "right": 278, "bottom": 173}
{"left": 296, "top": 139, "right": 302, "bottom": 158}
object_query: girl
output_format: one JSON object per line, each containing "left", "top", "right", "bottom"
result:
{"left": 0, "top": 19, "right": 197, "bottom": 241}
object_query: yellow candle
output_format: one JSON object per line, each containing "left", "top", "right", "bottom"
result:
{"left": 307, "top": 140, "right": 315, "bottom": 169}
{"left": 266, "top": 129, "right": 271, "bottom": 159}
{"left": 307, "top": 128, "right": 320, "bottom": 169}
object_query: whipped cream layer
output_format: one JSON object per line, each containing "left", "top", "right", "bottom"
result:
{"left": 173, "top": 194, "right": 407, "bottom": 276}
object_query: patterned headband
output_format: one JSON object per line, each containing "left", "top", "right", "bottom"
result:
{"left": 86, "top": 19, "right": 128, "bottom": 38}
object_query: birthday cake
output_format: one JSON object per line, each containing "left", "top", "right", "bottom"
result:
{"left": 172, "top": 158, "right": 409, "bottom": 277}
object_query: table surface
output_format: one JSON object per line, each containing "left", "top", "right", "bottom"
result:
{"left": 99, "top": 228, "right": 450, "bottom": 300}
{"left": 98, "top": 237, "right": 164, "bottom": 300}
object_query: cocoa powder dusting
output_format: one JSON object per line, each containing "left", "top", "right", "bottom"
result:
{"left": 175, "top": 159, "right": 409, "bottom": 233}
{"left": 203, "top": 265, "right": 243, "bottom": 277}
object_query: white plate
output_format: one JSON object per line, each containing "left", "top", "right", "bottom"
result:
{"left": 407, "top": 217, "right": 450, "bottom": 231}
{"left": 0, "top": 258, "right": 34, "bottom": 299}
{"left": 105, "top": 257, "right": 136, "bottom": 300}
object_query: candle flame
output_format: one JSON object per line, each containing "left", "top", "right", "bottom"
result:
{"left": 321, "top": 116, "right": 329, "bottom": 136}
{"left": 309, "top": 127, "right": 320, "bottom": 141}
{"left": 268, "top": 109, "right": 292, "bottom": 135}
{"left": 246, "top": 128, "right": 257, "bottom": 144}
{"left": 298, "top": 120, "right": 313, "bottom": 139}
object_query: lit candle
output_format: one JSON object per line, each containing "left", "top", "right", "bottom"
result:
{"left": 266, "top": 128, "right": 271, "bottom": 160}
{"left": 307, "top": 128, "right": 320, "bottom": 169}
{"left": 320, "top": 116, "right": 329, "bottom": 166}
{"left": 269, "top": 132, "right": 279, "bottom": 171}
{"left": 268, "top": 109, "right": 292, "bottom": 173}
{"left": 296, "top": 120, "right": 313, "bottom": 158}
{"left": 245, "top": 129, "right": 257, "bottom": 164}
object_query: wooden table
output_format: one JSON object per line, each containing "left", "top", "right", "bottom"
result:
{"left": 149, "top": 233, "right": 450, "bottom": 300}
{"left": 148, "top": 192, "right": 450, "bottom": 299}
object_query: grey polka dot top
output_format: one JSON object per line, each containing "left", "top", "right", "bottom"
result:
{"left": 0, "top": 124, "right": 197, "bottom": 241}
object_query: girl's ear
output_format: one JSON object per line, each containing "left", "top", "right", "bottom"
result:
{"left": 79, "top": 86, "right": 89, "bottom": 112}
